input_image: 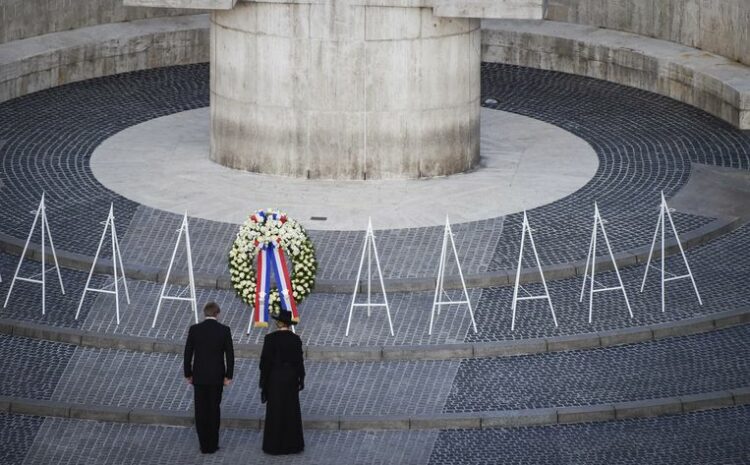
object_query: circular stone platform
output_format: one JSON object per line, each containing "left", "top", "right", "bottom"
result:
{"left": 91, "top": 107, "right": 598, "bottom": 229}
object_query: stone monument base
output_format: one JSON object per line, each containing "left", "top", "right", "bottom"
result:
{"left": 209, "top": 1, "right": 481, "bottom": 179}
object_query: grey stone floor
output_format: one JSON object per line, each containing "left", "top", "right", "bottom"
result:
{"left": 0, "top": 413, "right": 43, "bottom": 465}
{"left": 1, "top": 64, "right": 745, "bottom": 282}
{"left": 1, "top": 63, "right": 750, "bottom": 464}
{"left": 3, "top": 407, "right": 749, "bottom": 464}
{"left": 428, "top": 406, "right": 750, "bottom": 465}
{"left": 1, "top": 324, "right": 748, "bottom": 417}
{"left": 90, "top": 108, "right": 600, "bottom": 229}
{"left": 2, "top": 224, "right": 749, "bottom": 345}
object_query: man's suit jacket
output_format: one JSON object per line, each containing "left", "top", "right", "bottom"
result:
{"left": 184, "top": 319, "right": 235, "bottom": 385}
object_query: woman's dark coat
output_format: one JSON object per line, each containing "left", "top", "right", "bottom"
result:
{"left": 259, "top": 330, "right": 305, "bottom": 454}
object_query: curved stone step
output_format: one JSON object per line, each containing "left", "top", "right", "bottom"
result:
{"left": 1, "top": 307, "right": 747, "bottom": 361}
{"left": 1, "top": 224, "right": 749, "bottom": 354}
{"left": 0, "top": 215, "right": 738, "bottom": 293}
{"left": 482, "top": 19, "right": 750, "bottom": 129}
{"left": 2, "top": 325, "right": 748, "bottom": 425}
{"left": 0, "top": 14, "right": 208, "bottom": 103}
{"left": 2, "top": 62, "right": 746, "bottom": 290}
{"left": 2, "top": 390, "right": 749, "bottom": 431}
{"left": 4, "top": 406, "right": 750, "bottom": 464}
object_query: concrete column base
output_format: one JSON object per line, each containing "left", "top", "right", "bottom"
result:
{"left": 209, "top": 1, "right": 481, "bottom": 179}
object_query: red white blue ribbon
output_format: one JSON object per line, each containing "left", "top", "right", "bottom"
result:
{"left": 254, "top": 242, "right": 270, "bottom": 327}
{"left": 253, "top": 241, "right": 299, "bottom": 328}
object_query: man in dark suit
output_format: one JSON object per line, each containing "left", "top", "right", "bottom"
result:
{"left": 184, "top": 302, "right": 235, "bottom": 454}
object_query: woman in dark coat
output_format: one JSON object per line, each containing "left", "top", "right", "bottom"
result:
{"left": 259, "top": 310, "right": 305, "bottom": 455}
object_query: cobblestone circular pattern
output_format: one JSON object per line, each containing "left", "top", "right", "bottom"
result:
{"left": 2, "top": 406, "right": 749, "bottom": 464}
{"left": 1, "top": 63, "right": 748, "bottom": 283}
{"left": 1, "top": 324, "right": 748, "bottom": 418}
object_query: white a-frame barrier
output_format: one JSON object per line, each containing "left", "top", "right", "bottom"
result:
{"left": 346, "top": 218, "right": 394, "bottom": 337}
{"left": 579, "top": 203, "right": 633, "bottom": 323}
{"left": 3, "top": 193, "right": 65, "bottom": 314}
{"left": 152, "top": 213, "right": 198, "bottom": 327}
{"left": 429, "top": 216, "right": 477, "bottom": 335}
{"left": 511, "top": 211, "right": 558, "bottom": 331}
{"left": 76, "top": 204, "right": 130, "bottom": 324}
{"left": 640, "top": 192, "right": 702, "bottom": 312}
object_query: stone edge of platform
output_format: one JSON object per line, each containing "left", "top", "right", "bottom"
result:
{"left": 1, "top": 307, "right": 748, "bottom": 361}
{"left": 1, "top": 388, "right": 748, "bottom": 431}
{"left": 0, "top": 216, "right": 740, "bottom": 294}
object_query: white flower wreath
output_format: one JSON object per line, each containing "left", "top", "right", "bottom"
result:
{"left": 229, "top": 209, "right": 317, "bottom": 314}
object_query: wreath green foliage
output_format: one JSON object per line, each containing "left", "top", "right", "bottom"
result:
{"left": 228, "top": 210, "right": 316, "bottom": 315}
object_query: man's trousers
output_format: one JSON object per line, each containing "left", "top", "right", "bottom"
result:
{"left": 193, "top": 384, "right": 224, "bottom": 452}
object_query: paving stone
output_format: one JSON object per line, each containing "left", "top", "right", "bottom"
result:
{"left": 680, "top": 391, "right": 735, "bottom": 413}
{"left": 444, "top": 325, "right": 750, "bottom": 412}
{"left": 471, "top": 339, "right": 547, "bottom": 357}
{"left": 0, "top": 335, "right": 74, "bottom": 400}
{"left": 69, "top": 405, "right": 130, "bottom": 423}
{"left": 220, "top": 415, "right": 260, "bottom": 430}
{"left": 12, "top": 407, "right": 750, "bottom": 464}
{"left": 651, "top": 318, "right": 715, "bottom": 339}
{"left": 0, "top": 320, "right": 13, "bottom": 335}
{"left": 467, "top": 225, "right": 750, "bottom": 343}
{"left": 0, "top": 413, "right": 44, "bottom": 465}
{"left": 731, "top": 387, "right": 750, "bottom": 406}
{"left": 300, "top": 415, "right": 340, "bottom": 430}
{"left": 480, "top": 409, "right": 557, "bottom": 428}
{"left": 306, "top": 345, "right": 382, "bottom": 362}
{"left": 32, "top": 343, "right": 460, "bottom": 417}
{"left": 381, "top": 344, "right": 473, "bottom": 361}
{"left": 597, "top": 327, "right": 653, "bottom": 346}
{"left": 129, "top": 408, "right": 193, "bottom": 426}
{"left": 0, "top": 63, "right": 737, "bottom": 287}
{"left": 409, "top": 414, "right": 481, "bottom": 430}
{"left": 545, "top": 333, "right": 601, "bottom": 352}
{"left": 428, "top": 406, "right": 750, "bottom": 465}
{"left": 10, "top": 399, "right": 69, "bottom": 418}
{"left": 4, "top": 324, "right": 750, "bottom": 420}
{"left": 22, "top": 417, "right": 438, "bottom": 465}
{"left": 0, "top": 52, "right": 748, "bottom": 465}
{"left": 614, "top": 397, "right": 682, "bottom": 419}
{"left": 557, "top": 405, "right": 615, "bottom": 424}
{"left": 339, "top": 415, "right": 410, "bottom": 430}
{"left": 23, "top": 219, "right": 747, "bottom": 351}
{"left": 0, "top": 253, "right": 98, "bottom": 328}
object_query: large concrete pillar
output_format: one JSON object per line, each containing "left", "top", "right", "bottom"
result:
{"left": 210, "top": 1, "right": 481, "bottom": 179}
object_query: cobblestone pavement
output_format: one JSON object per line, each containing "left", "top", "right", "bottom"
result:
{"left": 0, "top": 335, "right": 74, "bottom": 400}
{"left": 1, "top": 324, "right": 748, "bottom": 416}
{"left": 2, "top": 64, "right": 747, "bottom": 282}
{"left": 1, "top": 224, "right": 749, "bottom": 345}
{"left": 445, "top": 324, "right": 750, "bottom": 412}
{"left": 16, "top": 414, "right": 438, "bottom": 465}
{"left": 2, "top": 62, "right": 750, "bottom": 464}
{"left": 0, "top": 414, "right": 44, "bottom": 465}
{"left": 468, "top": 224, "right": 750, "bottom": 342}
{"left": 3, "top": 407, "right": 749, "bottom": 464}
{"left": 0, "top": 252, "right": 101, "bottom": 328}
{"left": 428, "top": 406, "right": 750, "bottom": 465}
{"left": 48, "top": 344, "right": 460, "bottom": 416}
{"left": 481, "top": 64, "right": 749, "bottom": 271}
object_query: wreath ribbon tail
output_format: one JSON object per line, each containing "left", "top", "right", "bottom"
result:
{"left": 275, "top": 246, "right": 299, "bottom": 321}
{"left": 263, "top": 247, "right": 273, "bottom": 325}
{"left": 254, "top": 247, "right": 269, "bottom": 328}
{"left": 269, "top": 243, "right": 297, "bottom": 321}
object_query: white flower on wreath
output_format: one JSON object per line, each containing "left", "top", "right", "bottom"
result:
{"left": 229, "top": 209, "right": 317, "bottom": 316}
